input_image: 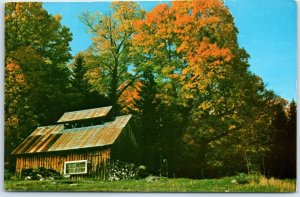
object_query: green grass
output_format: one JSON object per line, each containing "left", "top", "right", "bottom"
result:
{"left": 4, "top": 176, "right": 296, "bottom": 192}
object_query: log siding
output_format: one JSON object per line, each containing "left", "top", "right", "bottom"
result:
{"left": 15, "top": 147, "right": 111, "bottom": 180}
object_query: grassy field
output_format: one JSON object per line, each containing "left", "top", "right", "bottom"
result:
{"left": 4, "top": 176, "right": 296, "bottom": 192}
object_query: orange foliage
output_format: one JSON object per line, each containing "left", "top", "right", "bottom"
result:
{"left": 5, "top": 62, "right": 29, "bottom": 128}
{"left": 133, "top": 0, "right": 235, "bottom": 99}
{"left": 119, "top": 81, "right": 142, "bottom": 113}
{"left": 5, "top": 62, "right": 28, "bottom": 94}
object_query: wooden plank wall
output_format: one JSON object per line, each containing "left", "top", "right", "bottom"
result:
{"left": 15, "top": 148, "right": 111, "bottom": 180}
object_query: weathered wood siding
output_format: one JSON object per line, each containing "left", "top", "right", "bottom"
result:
{"left": 15, "top": 148, "right": 111, "bottom": 180}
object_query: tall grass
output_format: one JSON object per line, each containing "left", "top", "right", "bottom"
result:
{"left": 256, "top": 176, "right": 296, "bottom": 192}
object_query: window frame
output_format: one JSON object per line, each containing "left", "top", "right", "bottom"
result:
{"left": 64, "top": 160, "right": 88, "bottom": 175}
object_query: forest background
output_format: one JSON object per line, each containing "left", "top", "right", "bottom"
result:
{"left": 4, "top": 0, "right": 297, "bottom": 179}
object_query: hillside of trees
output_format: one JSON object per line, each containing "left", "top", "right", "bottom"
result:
{"left": 5, "top": 1, "right": 296, "bottom": 179}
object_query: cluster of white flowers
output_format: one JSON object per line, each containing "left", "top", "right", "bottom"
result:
{"left": 24, "top": 173, "right": 57, "bottom": 181}
{"left": 107, "top": 160, "right": 139, "bottom": 181}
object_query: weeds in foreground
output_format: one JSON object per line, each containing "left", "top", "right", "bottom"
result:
{"left": 253, "top": 176, "right": 296, "bottom": 192}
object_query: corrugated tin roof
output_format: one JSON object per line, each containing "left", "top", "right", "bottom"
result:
{"left": 57, "top": 106, "right": 112, "bottom": 123}
{"left": 12, "top": 114, "right": 132, "bottom": 155}
{"left": 12, "top": 125, "right": 64, "bottom": 154}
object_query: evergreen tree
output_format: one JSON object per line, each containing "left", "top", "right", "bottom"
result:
{"left": 264, "top": 99, "right": 296, "bottom": 178}
{"left": 133, "top": 71, "right": 161, "bottom": 173}
{"left": 286, "top": 100, "right": 296, "bottom": 178}
{"left": 69, "top": 53, "right": 109, "bottom": 110}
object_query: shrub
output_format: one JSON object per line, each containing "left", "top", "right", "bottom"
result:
{"left": 235, "top": 173, "right": 260, "bottom": 184}
{"left": 107, "top": 160, "right": 147, "bottom": 181}
{"left": 247, "top": 173, "right": 260, "bottom": 184}
{"left": 21, "top": 167, "right": 63, "bottom": 180}
{"left": 4, "top": 169, "right": 12, "bottom": 180}
{"left": 235, "top": 173, "right": 248, "bottom": 184}
{"left": 4, "top": 162, "right": 14, "bottom": 180}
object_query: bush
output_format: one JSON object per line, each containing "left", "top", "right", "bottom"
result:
{"left": 107, "top": 160, "right": 147, "bottom": 181}
{"left": 21, "top": 167, "right": 63, "bottom": 180}
{"left": 235, "top": 173, "right": 260, "bottom": 184}
{"left": 247, "top": 173, "right": 260, "bottom": 184}
{"left": 4, "top": 169, "right": 12, "bottom": 180}
{"left": 235, "top": 173, "right": 248, "bottom": 184}
{"left": 4, "top": 162, "right": 15, "bottom": 180}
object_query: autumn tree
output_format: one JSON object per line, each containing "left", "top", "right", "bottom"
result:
{"left": 132, "top": 0, "right": 236, "bottom": 104}
{"left": 130, "top": 0, "right": 283, "bottom": 178}
{"left": 4, "top": 61, "right": 35, "bottom": 166}
{"left": 5, "top": 2, "right": 73, "bottom": 123}
{"left": 5, "top": 2, "right": 72, "bottom": 64}
{"left": 79, "top": 1, "right": 145, "bottom": 115}
{"left": 5, "top": 2, "right": 72, "bottom": 163}
{"left": 131, "top": 0, "right": 232, "bottom": 177}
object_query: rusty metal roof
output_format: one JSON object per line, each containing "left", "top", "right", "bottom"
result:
{"left": 11, "top": 125, "right": 64, "bottom": 154}
{"left": 57, "top": 106, "right": 112, "bottom": 123}
{"left": 12, "top": 114, "right": 132, "bottom": 155}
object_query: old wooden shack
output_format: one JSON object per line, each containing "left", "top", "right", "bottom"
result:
{"left": 12, "top": 106, "right": 134, "bottom": 179}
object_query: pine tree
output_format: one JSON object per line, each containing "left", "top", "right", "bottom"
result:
{"left": 70, "top": 53, "right": 109, "bottom": 110}
{"left": 286, "top": 100, "right": 296, "bottom": 178}
{"left": 133, "top": 71, "right": 161, "bottom": 173}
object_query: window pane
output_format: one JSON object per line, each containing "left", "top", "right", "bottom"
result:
{"left": 78, "top": 162, "right": 85, "bottom": 168}
{"left": 65, "top": 161, "right": 87, "bottom": 174}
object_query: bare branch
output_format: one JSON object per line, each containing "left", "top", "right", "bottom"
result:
{"left": 78, "top": 11, "right": 100, "bottom": 34}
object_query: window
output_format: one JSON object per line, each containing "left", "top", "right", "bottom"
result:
{"left": 64, "top": 160, "right": 88, "bottom": 175}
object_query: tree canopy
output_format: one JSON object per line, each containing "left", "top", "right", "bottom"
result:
{"left": 79, "top": 1, "right": 145, "bottom": 114}
{"left": 5, "top": 2, "right": 73, "bottom": 164}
